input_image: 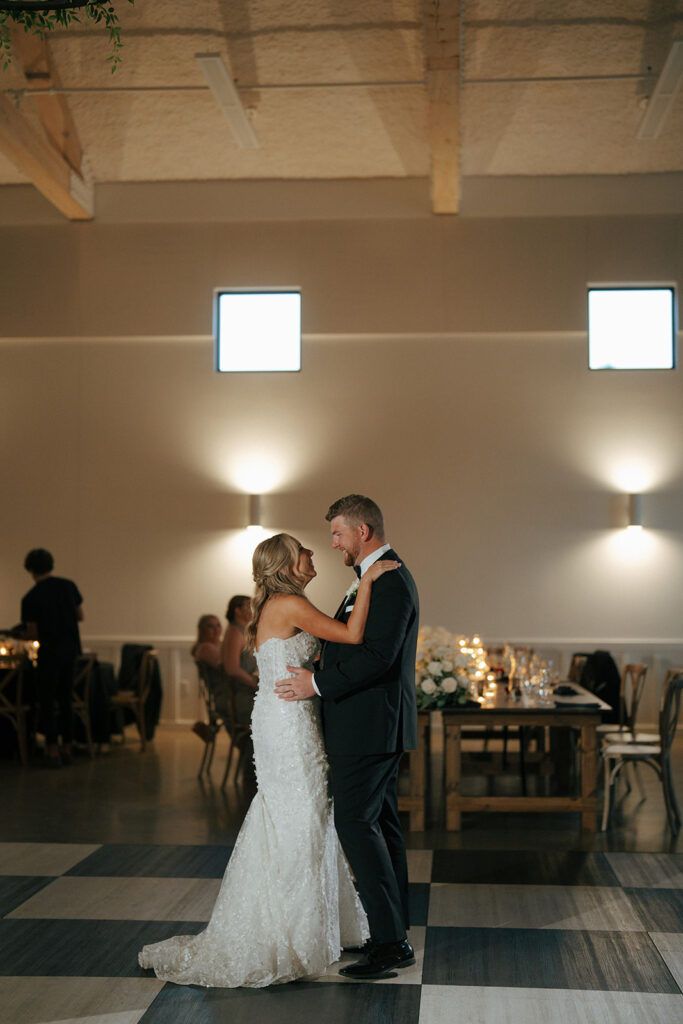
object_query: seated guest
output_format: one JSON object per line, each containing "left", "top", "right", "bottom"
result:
{"left": 221, "top": 595, "right": 257, "bottom": 726}
{"left": 21, "top": 548, "right": 84, "bottom": 768}
{"left": 191, "top": 614, "right": 223, "bottom": 669}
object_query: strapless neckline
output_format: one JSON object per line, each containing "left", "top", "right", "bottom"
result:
{"left": 255, "top": 631, "right": 311, "bottom": 654}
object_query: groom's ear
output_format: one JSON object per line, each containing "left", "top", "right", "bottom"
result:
{"left": 358, "top": 523, "right": 371, "bottom": 541}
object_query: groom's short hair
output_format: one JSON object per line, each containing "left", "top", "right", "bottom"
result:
{"left": 326, "top": 494, "right": 385, "bottom": 540}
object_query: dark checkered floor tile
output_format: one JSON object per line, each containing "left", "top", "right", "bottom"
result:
{"left": 0, "top": 918, "right": 204, "bottom": 976}
{"left": 431, "top": 849, "right": 619, "bottom": 886}
{"left": 65, "top": 844, "right": 232, "bottom": 878}
{"left": 421, "top": 926, "right": 679, "bottom": 992}
{"left": 140, "top": 978, "right": 422, "bottom": 1024}
{"left": 625, "top": 889, "right": 683, "bottom": 931}
{"left": 0, "top": 876, "right": 52, "bottom": 917}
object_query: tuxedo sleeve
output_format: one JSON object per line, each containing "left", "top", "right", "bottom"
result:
{"left": 314, "top": 571, "right": 414, "bottom": 702}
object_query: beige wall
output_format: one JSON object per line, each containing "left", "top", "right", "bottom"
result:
{"left": 1, "top": 204, "right": 682, "bottom": 720}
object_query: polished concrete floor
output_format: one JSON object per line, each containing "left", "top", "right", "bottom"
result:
{"left": 1, "top": 723, "right": 682, "bottom": 1024}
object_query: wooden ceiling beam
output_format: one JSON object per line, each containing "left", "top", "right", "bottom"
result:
{"left": 10, "top": 29, "right": 84, "bottom": 174}
{"left": 0, "top": 90, "right": 93, "bottom": 219}
{"left": 0, "top": 28, "right": 92, "bottom": 219}
{"left": 422, "top": 0, "right": 461, "bottom": 214}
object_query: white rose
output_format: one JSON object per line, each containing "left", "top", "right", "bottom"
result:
{"left": 441, "top": 659, "right": 454, "bottom": 673}
{"left": 455, "top": 653, "right": 469, "bottom": 668}
{"left": 441, "top": 677, "right": 457, "bottom": 693}
{"left": 421, "top": 679, "right": 437, "bottom": 695}
{"left": 427, "top": 661, "right": 442, "bottom": 675}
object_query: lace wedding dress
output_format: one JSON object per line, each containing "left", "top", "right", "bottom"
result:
{"left": 138, "top": 631, "right": 368, "bottom": 987}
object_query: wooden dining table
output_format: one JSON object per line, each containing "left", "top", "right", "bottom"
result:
{"left": 443, "top": 682, "right": 612, "bottom": 832}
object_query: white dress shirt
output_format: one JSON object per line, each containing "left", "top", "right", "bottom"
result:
{"left": 312, "top": 543, "right": 392, "bottom": 696}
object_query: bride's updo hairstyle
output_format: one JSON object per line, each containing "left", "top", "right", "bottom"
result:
{"left": 246, "top": 533, "right": 306, "bottom": 651}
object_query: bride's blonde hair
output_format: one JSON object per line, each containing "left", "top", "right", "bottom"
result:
{"left": 245, "top": 533, "right": 306, "bottom": 651}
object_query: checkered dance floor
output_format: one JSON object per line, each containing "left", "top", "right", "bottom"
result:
{"left": 1, "top": 841, "right": 683, "bottom": 1023}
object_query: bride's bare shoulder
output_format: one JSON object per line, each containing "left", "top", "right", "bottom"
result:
{"left": 256, "top": 594, "right": 308, "bottom": 648}
{"left": 258, "top": 593, "right": 306, "bottom": 631}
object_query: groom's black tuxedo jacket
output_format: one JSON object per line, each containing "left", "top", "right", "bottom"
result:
{"left": 315, "top": 549, "right": 419, "bottom": 756}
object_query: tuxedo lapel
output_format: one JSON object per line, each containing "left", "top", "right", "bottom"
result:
{"left": 321, "top": 582, "right": 355, "bottom": 666}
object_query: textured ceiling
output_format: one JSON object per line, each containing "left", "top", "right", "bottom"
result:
{"left": 0, "top": 0, "right": 681, "bottom": 190}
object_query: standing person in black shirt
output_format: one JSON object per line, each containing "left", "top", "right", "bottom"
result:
{"left": 21, "top": 548, "right": 84, "bottom": 767}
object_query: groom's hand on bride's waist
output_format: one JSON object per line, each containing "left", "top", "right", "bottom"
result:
{"left": 275, "top": 667, "right": 315, "bottom": 701}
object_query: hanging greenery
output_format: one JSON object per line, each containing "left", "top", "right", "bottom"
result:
{"left": 0, "top": 0, "right": 135, "bottom": 72}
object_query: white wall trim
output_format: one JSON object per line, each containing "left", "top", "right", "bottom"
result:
{"left": 83, "top": 635, "right": 683, "bottom": 730}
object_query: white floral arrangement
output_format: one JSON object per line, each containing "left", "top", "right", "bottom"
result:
{"left": 415, "top": 626, "right": 489, "bottom": 710}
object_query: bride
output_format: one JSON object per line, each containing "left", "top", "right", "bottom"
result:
{"left": 139, "top": 532, "right": 399, "bottom": 987}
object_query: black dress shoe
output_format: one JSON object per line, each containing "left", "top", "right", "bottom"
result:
{"left": 338, "top": 939, "right": 415, "bottom": 980}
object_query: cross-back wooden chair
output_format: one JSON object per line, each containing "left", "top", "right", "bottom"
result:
{"left": 0, "top": 658, "right": 31, "bottom": 765}
{"left": 598, "top": 662, "right": 649, "bottom": 741}
{"left": 110, "top": 648, "right": 158, "bottom": 751}
{"left": 601, "top": 669, "right": 683, "bottom": 834}
{"left": 72, "top": 654, "right": 97, "bottom": 758}
{"left": 220, "top": 679, "right": 252, "bottom": 789}
{"left": 195, "top": 662, "right": 229, "bottom": 778}
{"left": 568, "top": 653, "right": 589, "bottom": 683}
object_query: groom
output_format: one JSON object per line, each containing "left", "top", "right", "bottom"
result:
{"left": 275, "top": 494, "right": 419, "bottom": 979}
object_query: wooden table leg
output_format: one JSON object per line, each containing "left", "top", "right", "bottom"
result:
{"left": 445, "top": 720, "right": 462, "bottom": 830}
{"left": 580, "top": 723, "right": 598, "bottom": 832}
{"left": 409, "top": 714, "right": 428, "bottom": 831}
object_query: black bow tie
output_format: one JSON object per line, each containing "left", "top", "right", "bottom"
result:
{"left": 354, "top": 565, "right": 361, "bottom": 578}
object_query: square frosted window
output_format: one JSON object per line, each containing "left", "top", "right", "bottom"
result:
{"left": 588, "top": 287, "right": 676, "bottom": 370}
{"left": 216, "top": 291, "right": 301, "bottom": 372}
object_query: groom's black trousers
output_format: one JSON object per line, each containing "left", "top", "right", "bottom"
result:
{"left": 328, "top": 752, "right": 410, "bottom": 945}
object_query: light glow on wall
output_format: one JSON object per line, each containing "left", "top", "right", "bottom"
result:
{"left": 216, "top": 291, "right": 301, "bottom": 372}
{"left": 588, "top": 287, "right": 676, "bottom": 370}
{"left": 605, "top": 524, "right": 656, "bottom": 563}
{"left": 232, "top": 454, "right": 284, "bottom": 495}
{"left": 609, "top": 459, "right": 657, "bottom": 494}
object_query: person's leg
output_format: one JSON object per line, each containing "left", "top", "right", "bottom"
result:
{"left": 378, "top": 759, "right": 410, "bottom": 931}
{"left": 328, "top": 752, "right": 406, "bottom": 945}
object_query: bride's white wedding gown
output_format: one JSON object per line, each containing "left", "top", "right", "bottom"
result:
{"left": 138, "top": 631, "right": 369, "bottom": 987}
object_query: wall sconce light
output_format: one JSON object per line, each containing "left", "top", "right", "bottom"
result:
{"left": 247, "top": 494, "right": 262, "bottom": 531}
{"left": 627, "top": 493, "right": 643, "bottom": 530}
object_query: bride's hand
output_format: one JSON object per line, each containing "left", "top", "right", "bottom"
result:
{"left": 362, "top": 559, "right": 401, "bottom": 584}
